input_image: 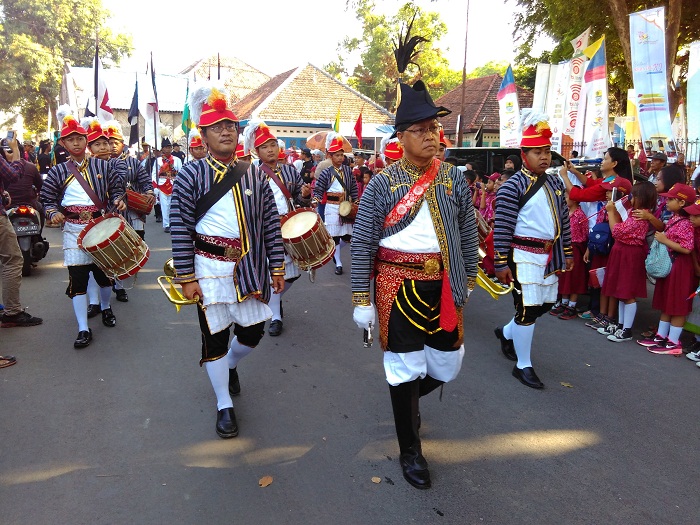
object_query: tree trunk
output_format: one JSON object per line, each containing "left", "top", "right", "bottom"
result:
{"left": 666, "top": 0, "right": 682, "bottom": 119}
{"left": 607, "top": 0, "right": 632, "bottom": 73}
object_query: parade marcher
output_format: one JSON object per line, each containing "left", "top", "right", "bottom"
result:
{"left": 169, "top": 84, "right": 285, "bottom": 439}
{"left": 40, "top": 108, "right": 125, "bottom": 348}
{"left": 493, "top": 111, "right": 573, "bottom": 389}
{"left": 243, "top": 121, "right": 311, "bottom": 337}
{"left": 152, "top": 134, "right": 181, "bottom": 233}
{"left": 313, "top": 132, "right": 357, "bottom": 275}
{"left": 104, "top": 120, "right": 155, "bottom": 302}
{"left": 351, "top": 80, "right": 479, "bottom": 489}
{"left": 187, "top": 130, "right": 207, "bottom": 162}
{"left": 436, "top": 127, "right": 451, "bottom": 161}
{"left": 380, "top": 134, "right": 403, "bottom": 166}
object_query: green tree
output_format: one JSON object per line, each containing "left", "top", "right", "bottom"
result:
{"left": 0, "top": 0, "right": 132, "bottom": 133}
{"left": 511, "top": 0, "right": 699, "bottom": 115}
{"left": 326, "top": 1, "right": 461, "bottom": 110}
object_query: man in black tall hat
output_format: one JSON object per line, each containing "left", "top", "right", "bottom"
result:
{"left": 350, "top": 80, "right": 479, "bottom": 489}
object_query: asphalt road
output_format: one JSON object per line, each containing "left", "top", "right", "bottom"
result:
{"left": 1, "top": 221, "right": 699, "bottom": 525}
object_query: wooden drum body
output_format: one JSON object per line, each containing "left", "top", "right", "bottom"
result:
{"left": 280, "top": 208, "right": 335, "bottom": 270}
{"left": 126, "top": 189, "right": 154, "bottom": 215}
{"left": 77, "top": 214, "right": 150, "bottom": 279}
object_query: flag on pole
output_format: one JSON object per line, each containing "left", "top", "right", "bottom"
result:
{"left": 139, "top": 61, "right": 161, "bottom": 148}
{"left": 93, "top": 44, "right": 114, "bottom": 122}
{"left": 497, "top": 65, "right": 521, "bottom": 148}
{"left": 570, "top": 27, "right": 592, "bottom": 57}
{"left": 84, "top": 98, "right": 96, "bottom": 118}
{"left": 333, "top": 104, "right": 341, "bottom": 133}
{"left": 128, "top": 74, "right": 139, "bottom": 147}
{"left": 217, "top": 53, "right": 221, "bottom": 80}
{"left": 580, "top": 36, "right": 610, "bottom": 158}
{"left": 353, "top": 110, "right": 363, "bottom": 148}
{"left": 150, "top": 52, "right": 159, "bottom": 110}
{"left": 181, "top": 80, "right": 193, "bottom": 140}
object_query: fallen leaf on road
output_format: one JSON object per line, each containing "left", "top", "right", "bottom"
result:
{"left": 259, "top": 476, "right": 273, "bottom": 487}
{"left": 371, "top": 477, "right": 381, "bottom": 484}
{"left": 560, "top": 382, "right": 573, "bottom": 388}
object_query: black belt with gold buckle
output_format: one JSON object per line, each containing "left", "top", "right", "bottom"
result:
{"left": 194, "top": 238, "right": 242, "bottom": 260}
{"left": 380, "top": 258, "right": 443, "bottom": 275}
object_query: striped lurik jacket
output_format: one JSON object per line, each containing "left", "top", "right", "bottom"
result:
{"left": 350, "top": 158, "right": 479, "bottom": 308}
{"left": 117, "top": 152, "right": 152, "bottom": 194}
{"left": 493, "top": 168, "right": 572, "bottom": 276}
{"left": 40, "top": 157, "right": 125, "bottom": 221}
{"left": 313, "top": 164, "right": 358, "bottom": 202}
{"left": 169, "top": 156, "right": 284, "bottom": 304}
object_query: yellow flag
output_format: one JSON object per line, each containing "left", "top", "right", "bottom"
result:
{"left": 583, "top": 35, "right": 605, "bottom": 60}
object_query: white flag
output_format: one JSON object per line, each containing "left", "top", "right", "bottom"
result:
{"left": 93, "top": 46, "right": 114, "bottom": 122}
{"left": 138, "top": 64, "right": 161, "bottom": 148}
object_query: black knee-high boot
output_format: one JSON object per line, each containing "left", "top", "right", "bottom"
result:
{"left": 389, "top": 379, "right": 431, "bottom": 489}
{"left": 419, "top": 375, "right": 444, "bottom": 397}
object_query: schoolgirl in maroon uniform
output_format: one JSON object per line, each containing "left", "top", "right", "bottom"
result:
{"left": 637, "top": 184, "right": 697, "bottom": 354}
{"left": 602, "top": 181, "right": 657, "bottom": 342}
{"left": 553, "top": 191, "right": 589, "bottom": 320}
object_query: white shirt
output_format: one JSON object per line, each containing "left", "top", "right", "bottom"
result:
{"left": 379, "top": 201, "right": 440, "bottom": 253}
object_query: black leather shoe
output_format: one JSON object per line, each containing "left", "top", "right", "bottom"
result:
{"left": 335, "top": 266, "right": 343, "bottom": 275}
{"left": 155, "top": 216, "right": 162, "bottom": 223}
{"left": 229, "top": 368, "right": 241, "bottom": 397}
{"left": 269, "top": 319, "right": 283, "bottom": 336}
{"left": 87, "top": 304, "right": 101, "bottom": 319}
{"left": 216, "top": 407, "right": 239, "bottom": 438}
{"left": 164, "top": 227, "right": 171, "bottom": 233}
{"left": 495, "top": 327, "right": 517, "bottom": 361}
{"left": 74, "top": 329, "right": 93, "bottom": 349}
{"left": 512, "top": 365, "right": 544, "bottom": 389}
{"left": 399, "top": 449, "right": 431, "bottom": 489}
{"left": 115, "top": 289, "right": 128, "bottom": 302}
{"left": 102, "top": 308, "right": 117, "bottom": 327}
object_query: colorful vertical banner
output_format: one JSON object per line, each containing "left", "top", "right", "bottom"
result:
{"left": 687, "top": 41, "right": 700, "bottom": 163}
{"left": 629, "top": 7, "right": 675, "bottom": 158}
{"left": 564, "top": 55, "right": 587, "bottom": 137}
{"left": 497, "top": 65, "right": 521, "bottom": 148}
{"left": 547, "top": 61, "right": 570, "bottom": 153}
{"left": 625, "top": 89, "right": 641, "bottom": 145}
{"left": 581, "top": 36, "right": 610, "bottom": 158}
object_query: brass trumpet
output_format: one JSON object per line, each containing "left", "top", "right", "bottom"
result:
{"left": 475, "top": 210, "right": 514, "bottom": 299}
{"left": 157, "top": 258, "right": 204, "bottom": 310}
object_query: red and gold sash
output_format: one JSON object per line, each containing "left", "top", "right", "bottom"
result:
{"left": 383, "top": 158, "right": 439, "bottom": 229}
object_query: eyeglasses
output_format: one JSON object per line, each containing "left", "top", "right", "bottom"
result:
{"left": 207, "top": 122, "right": 238, "bottom": 134}
{"left": 403, "top": 125, "right": 440, "bottom": 137}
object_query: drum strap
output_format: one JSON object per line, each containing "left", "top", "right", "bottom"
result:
{"left": 332, "top": 167, "right": 352, "bottom": 200}
{"left": 65, "top": 160, "right": 105, "bottom": 210}
{"left": 195, "top": 161, "right": 249, "bottom": 222}
{"left": 259, "top": 164, "right": 293, "bottom": 200}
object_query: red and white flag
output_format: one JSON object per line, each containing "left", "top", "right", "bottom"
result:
{"left": 138, "top": 60, "right": 161, "bottom": 147}
{"left": 93, "top": 44, "right": 114, "bottom": 122}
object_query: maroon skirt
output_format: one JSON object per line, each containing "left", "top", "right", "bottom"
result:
{"left": 652, "top": 252, "right": 697, "bottom": 316}
{"left": 558, "top": 241, "right": 588, "bottom": 295}
{"left": 601, "top": 242, "right": 648, "bottom": 300}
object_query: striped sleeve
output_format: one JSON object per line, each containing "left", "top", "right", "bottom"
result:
{"left": 170, "top": 164, "right": 199, "bottom": 282}
{"left": 493, "top": 175, "right": 524, "bottom": 270}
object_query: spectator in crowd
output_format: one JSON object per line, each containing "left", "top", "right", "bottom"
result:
{"left": 171, "top": 142, "right": 186, "bottom": 163}
{"left": 647, "top": 152, "right": 667, "bottom": 184}
{"left": 299, "top": 148, "right": 314, "bottom": 183}
{"left": 37, "top": 140, "right": 52, "bottom": 176}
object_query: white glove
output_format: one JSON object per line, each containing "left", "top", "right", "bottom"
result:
{"left": 353, "top": 304, "right": 376, "bottom": 330}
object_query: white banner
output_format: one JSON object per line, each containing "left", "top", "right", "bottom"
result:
{"left": 564, "top": 56, "right": 587, "bottom": 137}
{"left": 533, "top": 64, "right": 553, "bottom": 113}
{"left": 548, "top": 61, "right": 571, "bottom": 153}
{"left": 672, "top": 102, "right": 686, "bottom": 154}
{"left": 571, "top": 27, "right": 592, "bottom": 56}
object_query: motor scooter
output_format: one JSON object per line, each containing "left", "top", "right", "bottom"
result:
{"left": 7, "top": 204, "right": 49, "bottom": 276}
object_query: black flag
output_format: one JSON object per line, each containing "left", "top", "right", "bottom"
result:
{"left": 128, "top": 74, "right": 139, "bottom": 147}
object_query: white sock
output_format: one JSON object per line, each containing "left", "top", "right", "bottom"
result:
{"left": 568, "top": 301, "right": 576, "bottom": 308}
{"left": 205, "top": 358, "right": 233, "bottom": 410}
{"left": 668, "top": 326, "right": 683, "bottom": 345}
{"left": 268, "top": 291, "right": 282, "bottom": 321}
{"left": 113, "top": 278, "right": 124, "bottom": 291}
{"left": 503, "top": 317, "right": 516, "bottom": 340}
{"left": 226, "top": 336, "right": 255, "bottom": 369}
{"left": 695, "top": 334, "right": 700, "bottom": 342}
{"left": 87, "top": 273, "right": 99, "bottom": 305}
{"left": 618, "top": 301, "right": 626, "bottom": 325}
{"left": 512, "top": 322, "right": 535, "bottom": 369}
{"left": 333, "top": 243, "right": 342, "bottom": 267}
{"left": 657, "top": 321, "right": 671, "bottom": 338}
{"left": 99, "top": 286, "right": 112, "bottom": 310}
{"left": 562, "top": 298, "right": 569, "bottom": 306}
{"left": 623, "top": 302, "right": 637, "bottom": 330}
{"left": 72, "top": 295, "right": 89, "bottom": 331}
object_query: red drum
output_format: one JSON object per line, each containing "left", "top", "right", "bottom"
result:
{"left": 126, "top": 189, "right": 154, "bottom": 215}
{"left": 77, "top": 214, "right": 150, "bottom": 279}
{"left": 280, "top": 208, "right": 335, "bottom": 270}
